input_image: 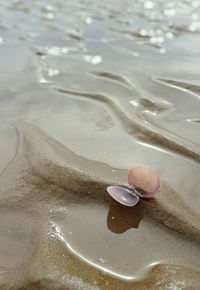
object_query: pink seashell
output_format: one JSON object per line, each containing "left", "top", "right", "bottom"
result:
{"left": 128, "top": 164, "right": 160, "bottom": 198}
{"left": 107, "top": 186, "right": 140, "bottom": 207}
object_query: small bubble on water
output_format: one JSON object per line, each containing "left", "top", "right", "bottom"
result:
{"left": 45, "top": 13, "right": 54, "bottom": 20}
{"left": 61, "top": 47, "right": 69, "bottom": 54}
{"left": 160, "top": 48, "right": 166, "bottom": 54}
{"left": 192, "top": 1, "right": 200, "bottom": 8}
{"left": 144, "top": 1, "right": 154, "bottom": 9}
{"left": 164, "top": 8, "right": 176, "bottom": 17}
{"left": 91, "top": 55, "right": 102, "bottom": 65}
{"left": 166, "top": 32, "right": 174, "bottom": 39}
{"left": 189, "top": 22, "right": 200, "bottom": 32}
{"left": 45, "top": 5, "right": 54, "bottom": 12}
{"left": 133, "top": 52, "right": 139, "bottom": 57}
{"left": 84, "top": 17, "right": 92, "bottom": 24}
{"left": 140, "top": 29, "right": 148, "bottom": 36}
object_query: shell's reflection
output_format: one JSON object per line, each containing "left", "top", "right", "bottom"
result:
{"left": 107, "top": 201, "right": 143, "bottom": 234}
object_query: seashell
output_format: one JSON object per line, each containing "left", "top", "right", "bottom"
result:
{"left": 107, "top": 186, "right": 140, "bottom": 207}
{"left": 128, "top": 164, "right": 160, "bottom": 198}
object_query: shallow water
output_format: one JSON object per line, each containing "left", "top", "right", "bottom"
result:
{"left": 0, "top": 0, "right": 200, "bottom": 289}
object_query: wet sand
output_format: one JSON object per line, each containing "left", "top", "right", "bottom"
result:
{"left": 0, "top": 0, "right": 200, "bottom": 289}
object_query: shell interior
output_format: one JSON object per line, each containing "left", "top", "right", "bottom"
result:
{"left": 107, "top": 186, "right": 140, "bottom": 207}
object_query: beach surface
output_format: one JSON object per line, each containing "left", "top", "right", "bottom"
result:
{"left": 0, "top": 0, "right": 200, "bottom": 289}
